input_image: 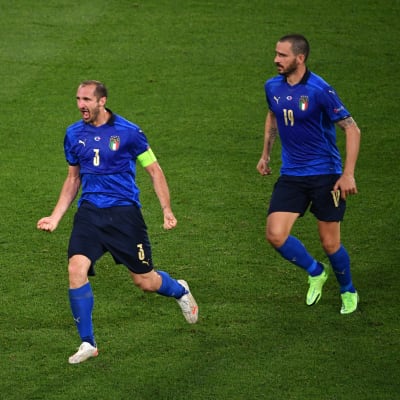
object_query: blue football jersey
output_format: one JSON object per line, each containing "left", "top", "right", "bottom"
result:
{"left": 265, "top": 70, "right": 351, "bottom": 176}
{"left": 64, "top": 111, "right": 150, "bottom": 208}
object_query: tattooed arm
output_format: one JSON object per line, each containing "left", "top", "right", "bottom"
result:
{"left": 257, "top": 111, "right": 278, "bottom": 175}
{"left": 333, "top": 117, "right": 361, "bottom": 199}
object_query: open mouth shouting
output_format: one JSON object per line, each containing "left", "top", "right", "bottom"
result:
{"left": 80, "top": 108, "right": 91, "bottom": 122}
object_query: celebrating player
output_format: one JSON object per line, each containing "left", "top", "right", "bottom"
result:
{"left": 257, "top": 34, "right": 361, "bottom": 314}
{"left": 37, "top": 80, "right": 198, "bottom": 364}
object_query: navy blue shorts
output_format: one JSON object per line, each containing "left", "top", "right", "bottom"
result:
{"left": 68, "top": 201, "right": 153, "bottom": 275}
{"left": 268, "top": 174, "right": 346, "bottom": 221}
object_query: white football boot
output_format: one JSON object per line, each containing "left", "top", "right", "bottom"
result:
{"left": 176, "top": 280, "right": 198, "bottom": 324}
{"left": 68, "top": 342, "right": 98, "bottom": 364}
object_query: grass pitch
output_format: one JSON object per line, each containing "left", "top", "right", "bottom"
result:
{"left": 0, "top": 0, "right": 399, "bottom": 399}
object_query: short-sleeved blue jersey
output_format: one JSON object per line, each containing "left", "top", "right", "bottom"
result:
{"left": 265, "top": 70, "right": 351, "bottom": 176}
{"left": 64, "top": 111, "right": 150, "bottom": 208}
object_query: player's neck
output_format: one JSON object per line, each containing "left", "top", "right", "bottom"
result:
{"left": 286, "top": 66, "right": 307, "bottom": 86}
{"left": 92, "top": 109, "right": 110, "bottom": 127}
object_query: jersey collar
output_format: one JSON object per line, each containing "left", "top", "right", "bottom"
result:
{"left": 105, "top": 108, "right": 115, "bottom": 125}
{"left": 284, "top": 68, "right": 311, "bottom": 85}
{"left": 299, "top": 69, "right": 311, "bottom": 84}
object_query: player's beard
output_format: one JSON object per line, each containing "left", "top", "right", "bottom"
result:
{"left": 276, "top": 59, "right": 298, "bottom": 77}
{"left": 81, "top": 104, "right": 101, "bottom": 124}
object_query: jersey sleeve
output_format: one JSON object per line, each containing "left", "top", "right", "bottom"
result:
{"left": 64, "top": 129, "right": 79, "bottom": 166}
{"left": 320, "top": 86, "right": 351, "bottom": 123}
{"left": 127, "top": 126, "right": 152, "bottom": 159}
{"left": 264, "top": 80, "right": 273, "bottom": 110}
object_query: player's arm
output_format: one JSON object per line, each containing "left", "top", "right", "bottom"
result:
{"left": 257, "top": 110, "right": 278, "bottom": 175}
{"left": 37, "top": 165, "right": 81, "bottom": 232}
{"left": 139, "top": 148, "right": 177, "bottom": 230}
{"left": 334, "top": 117, "right": 361, "bottom": 199}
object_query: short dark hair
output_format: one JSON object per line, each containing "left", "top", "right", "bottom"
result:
{"left": 79, "top": 80, "right": 108, "bottom": 99}
{"left": 278, "top": 34, "right": 310, "bottom": 61}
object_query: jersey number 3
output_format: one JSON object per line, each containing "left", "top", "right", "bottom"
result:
{"left": 93, "top": 149, "right": 100, "bottom": 166}
{"left": 283, "top": 109, "right": 295, "bottom": 126}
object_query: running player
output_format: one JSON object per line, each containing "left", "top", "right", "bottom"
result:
{"left": 257, "top": 34, "right": 361, "bottom": 314}
{"left": 37, "top": 80, "right": 198, "bottom": 364}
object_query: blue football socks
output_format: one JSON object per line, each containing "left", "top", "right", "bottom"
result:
{"left": 69, "top": 282, "right": 96, "bottom": 347}
{"left": 327, "top": 245, "right": 355, "bottom": 293}
{"left": 276, "top": 235, "right": 323, "bottom": 277}
{"left": 156, "top": 270, "right": 186, "bottom": 299}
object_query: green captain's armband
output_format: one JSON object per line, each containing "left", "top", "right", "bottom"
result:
{"left": 137, "top": 148, "right": 157, "bottom": 167}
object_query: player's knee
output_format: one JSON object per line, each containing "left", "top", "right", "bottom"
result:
{"left": 266, "top": 229, "right": 286, "bottom": 248}
{"left": 321, "top": 239, "right": 340, "bottom": 255}
{"left": 68, "top": 256, "right": 91, "bottom": 288}
{"left": 68, "top": 264, "right": 88, "bottom": 288}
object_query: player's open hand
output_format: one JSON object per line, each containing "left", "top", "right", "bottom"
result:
{"left": 163, "top": 208, "right": 177, "bottom": 230}
{"left": 37, "top": 217, "right": 58, "bottom": 232}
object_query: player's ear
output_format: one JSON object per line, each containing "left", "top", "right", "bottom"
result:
{"left": 99, "top": 96, "right": 107, "bottom": 107}
{"left": 297, "top": 53, "right": 306, "bottom": 64}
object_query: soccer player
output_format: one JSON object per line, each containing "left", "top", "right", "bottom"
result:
{"left": 257, "top": 34, "right": 361, "bottom": 314}
{"left": 37, "top": 80, "right": 198, "bottom": 364}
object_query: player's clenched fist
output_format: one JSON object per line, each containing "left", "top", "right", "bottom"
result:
{"left": 37, "top": 217, "right": 58, "bottom": 232}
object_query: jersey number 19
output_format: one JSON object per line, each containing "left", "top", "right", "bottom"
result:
{"left": 283, "top": 109, "right": 294, "bottom": 126}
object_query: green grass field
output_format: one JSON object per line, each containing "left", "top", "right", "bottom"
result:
{"left": 0, "top": 0, "right": 399, "bottom": 399}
